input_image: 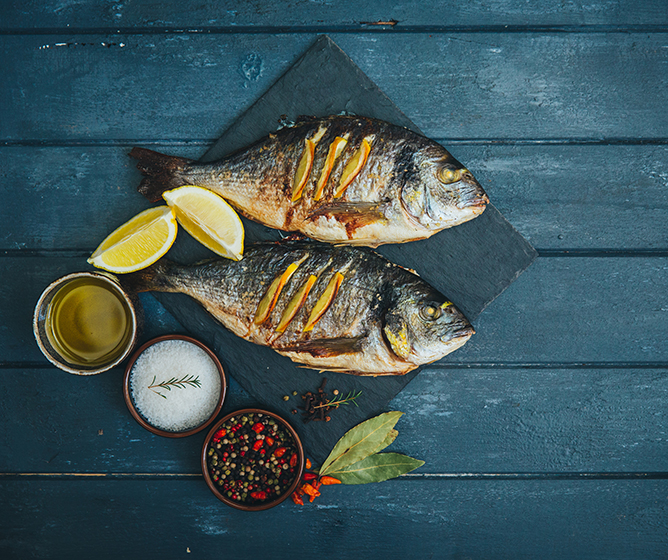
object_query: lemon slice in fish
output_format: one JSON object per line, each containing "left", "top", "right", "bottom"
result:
{"left": 163, "top": 185, "right": 244, "bottom": 261}
{"left": 88, "top": 206, "right": 178, "bottom": 273}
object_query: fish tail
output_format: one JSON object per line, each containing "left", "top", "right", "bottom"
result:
{"left": 129, "top": 147, "right": 194, "bottom": 202}
{"left": 120, "top": 260, "right": 182, "bottom": 294}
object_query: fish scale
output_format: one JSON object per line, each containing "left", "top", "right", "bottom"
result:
{"left": 123, "top": 240, "right": 475, "bottom": 376}
{"left": 130, "top": 115, "right": 488, "bottom": 247}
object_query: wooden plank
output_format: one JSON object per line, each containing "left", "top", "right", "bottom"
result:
{"left": 2, "top": 33, "right": 668, "bottom": 141}
{"left": 4, "top": 257, "right": 667, "bottom": 365}
{"left": 3, "top": 367, "right": 668, "bottom": 474}
{"left": 457, "top": 143, "right": 668, "bottom": 250}
{"left": 1, "top": 0, "right": 667, "bottom": 29}
{"left": 0, "top": 367, "right": 255, "bottom": 475}
{"left": 1, "top": 478, "right": 667, "bottom": 560}
{"left": 3, "top": 144, "right": 667, "bottom": 251}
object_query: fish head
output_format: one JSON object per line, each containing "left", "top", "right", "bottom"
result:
{"left": 383, "top": 285, "right": 474, "bottom": 365}
{"left": 400, "top": 145, "right": 489, "bottom": 230}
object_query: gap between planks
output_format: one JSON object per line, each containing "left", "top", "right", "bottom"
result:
{"left": 3, "top": 138, "right": 668, "bottom": 148}
{"left": 2, "top": 472, "right": 668, "bottom": 480}
{"left": 2, "top": 24, "right": 668, "bottom": 36}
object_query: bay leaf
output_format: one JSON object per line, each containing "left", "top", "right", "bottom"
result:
{"left": 327, "top": 453, "right": 425, "bottom": 485}
{"left": 319, "top": 411, "right": 403, "bottom": 476}
{"left": 381, "top": 428, "right": 399, "bottom": 450}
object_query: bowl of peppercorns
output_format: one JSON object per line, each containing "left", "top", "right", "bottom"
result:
{"left": 201, "top": 408, "right": 305, "bottom": 511}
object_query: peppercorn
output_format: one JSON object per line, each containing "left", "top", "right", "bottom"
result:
{"left": 206, "top": 412, "right": 300, "bottom": 506}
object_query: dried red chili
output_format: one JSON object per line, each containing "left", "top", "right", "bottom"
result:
{"left": 301, "top": 483, "right": 321, "bottom": 499}
{"left": 291, "top": 492, "right": 304, "bottom": 505}
{"left": 319, "top": 475, "right": 341, "bottom": 485}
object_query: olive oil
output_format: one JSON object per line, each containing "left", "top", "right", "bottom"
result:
{"left": 45, "top": 277, "right": 133, "bottom": 367}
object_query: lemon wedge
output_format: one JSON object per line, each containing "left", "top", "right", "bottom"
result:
{"left": 88, "top": 206, "right": 178, "bottom": 273}
{"left": 162, "top": 185, "right": 244, "bottom": 261}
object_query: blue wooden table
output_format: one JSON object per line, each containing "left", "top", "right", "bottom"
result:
{"left": 2, "top": 2, "right": 668, "bottom": 558}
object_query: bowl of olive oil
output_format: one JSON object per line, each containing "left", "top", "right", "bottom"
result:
{"left": 33, "top": 271, "right": 140, "bottom": 375}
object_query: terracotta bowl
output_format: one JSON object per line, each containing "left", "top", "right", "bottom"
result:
{"left": 123, "top": 334, "right": 227, "bottom": 438}
{"left": 201, "top": 408, "right": 305, "bottom": 511}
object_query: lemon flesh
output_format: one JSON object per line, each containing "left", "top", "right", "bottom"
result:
{"left": 162, "top": 185, "right": 244, "bottom": 261}
{"left": 292, "top": 139, "right": 316, "bottom": 202}
{"left": 314, "top": 136, "right": 348, "bottom": 201}
{"left": 303, "top": 271, "right": 344, "bottom": 332}
{"left": 88, "top": 206, "right": 178, "bottom": 274}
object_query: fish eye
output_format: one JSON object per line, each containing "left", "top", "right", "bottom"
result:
{"left": 419, "top": 303, "right": 442, "bottom": 321}
{"left": 438, "top": 166, "right": 463, "bottom": 185}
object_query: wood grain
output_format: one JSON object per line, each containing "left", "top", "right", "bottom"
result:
{"left": 2, "top": 144, "right": 667, "bottom": 251}
{"left": 2, "top": 4, "right": 668, "bottom": 556}
{"left": 2, "top": 33, "right": 667, "bottom": 141}
{"left": 3, "top": 367, "right": 668, "bottom": 474}
{"left": 1, "top": 478, "right": 667, "bottom": 559}
{"left": 2, "top": 0, "right": 667, "bottom": 29}
{"left": 3, "top": 257, "right": 667, "bottom": 365}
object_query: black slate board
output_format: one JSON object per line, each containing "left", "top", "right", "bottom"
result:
{"left": 152, "top": 36, "right": 537, "bottom": 463}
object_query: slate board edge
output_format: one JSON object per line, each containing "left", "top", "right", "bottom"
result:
{"left": 144, "top": 35, "right": 537, "bottom": 460}
{"left": 473, "top": 206, "right": 538, "bottom": 316}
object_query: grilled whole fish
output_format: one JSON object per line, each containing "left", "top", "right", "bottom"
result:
{"left": 124, "top": 241, "right": 474, "bottom": 375}
{"left": 130, "top": 115, "right": 488, "bottom": 247}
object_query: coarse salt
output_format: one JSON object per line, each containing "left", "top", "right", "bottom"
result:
{"left": 129, "top": 339, "right": 222, "bottom": 432}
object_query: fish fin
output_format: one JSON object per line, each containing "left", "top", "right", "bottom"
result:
{"left": 280, "top": 232, "right": 310, "bottom": 242}
{"left": 278, "top": 336, "right": 365, "bottom": 358}
{"left": 293, "top": 115, "right": 320, "bottom": 125}
{"left": 120, "top": 259, "right": 181, "bottom": 294}
{"left": 308, "top": 202, "right": 388, "bottom": 238}
{"left": 309, "top": 201, "right": 387, "bottom": 226}
{"left": 129, "top": 147, "right": 194, "bottom": 202}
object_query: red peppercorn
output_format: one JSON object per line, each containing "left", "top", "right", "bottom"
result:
{"left": 260, "top": 449, "right": 266, "bottom": 455}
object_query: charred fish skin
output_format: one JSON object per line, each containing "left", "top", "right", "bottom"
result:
{"left": 130, "top": 115, "right": 488, "bottom": 247}
{"left": 124, "top": 241, "right": 474, "bottom": 376}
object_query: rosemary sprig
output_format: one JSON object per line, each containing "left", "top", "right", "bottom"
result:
{"left": 313, "top": 390, "right": 362, "bottom": 410}
{"left": 148, "top": 374, "right": 202, "bottom": 399}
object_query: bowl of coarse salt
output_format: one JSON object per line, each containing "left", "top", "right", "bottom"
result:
{"left": 123, "top": 334, "right": 227, "bottom": 437}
